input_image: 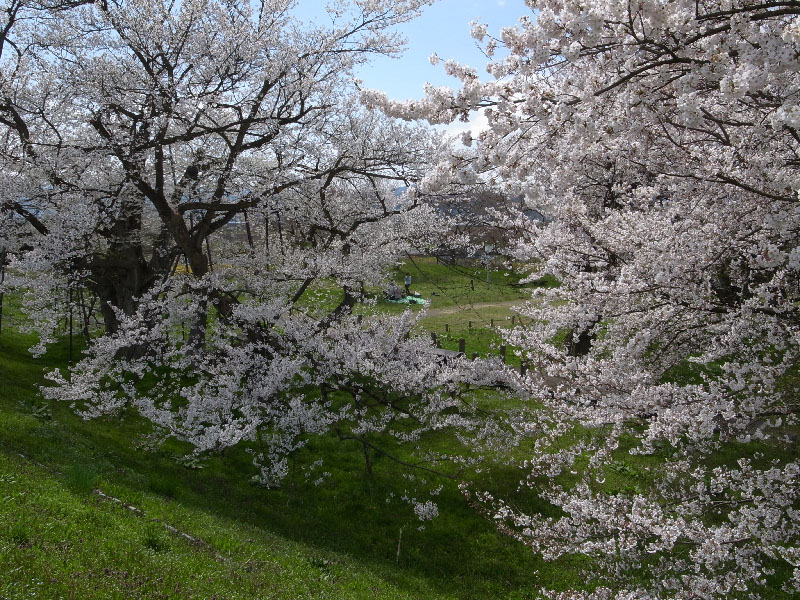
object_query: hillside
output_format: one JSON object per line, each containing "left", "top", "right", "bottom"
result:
{"left": 0, "top": 319, "right": 574, "bottom": 600}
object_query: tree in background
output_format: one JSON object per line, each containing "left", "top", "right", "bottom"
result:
{"left": 367, "top": 1, "right": 800, "bottom": 597}
{"left": 1, "top": 0, "right": 517, "bottom": 501}
{"left": 2, "top": 0, "right": 438, "bottom": 335}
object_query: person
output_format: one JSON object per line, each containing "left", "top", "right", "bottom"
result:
{"left": 404, "top": 273, "right": 411, "bottom": 295}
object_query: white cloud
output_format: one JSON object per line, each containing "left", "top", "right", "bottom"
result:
{"left": 437, "top": 108, "right": 489, "bottom": 142}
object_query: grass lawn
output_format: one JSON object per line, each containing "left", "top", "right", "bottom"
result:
{"left": 359, "top": 257, "right": 550, "bottom": 366}
{"left": 0, "top": 322, "right": 585, "bottom": 599}
{"left": 376, "top": 256, "right": 541, "bottom": 312}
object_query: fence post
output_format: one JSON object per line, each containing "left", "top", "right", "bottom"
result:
{"left": 445, "top": 323, "right": 449, "bottom": 332}
{"left": 78, "top": 288, "right": 90, "bottom": 342}
{"left": 468, "top": 320, "right": 472, "bottom": 329}
{"left": 430, "top": 332, "right": 438, "bottom": 347}
{"left": 500, "top": 345, "right": 507, "bottom": 364}
{"left": 511, "top": 315, "right": 516, "bottom": 326}
{"left": 490, "top": 318, "right": 494, "bottom": 327}
{"left": 520, "top": 361, "right": 528, "bottom": 376}
{"left": 458, "top": 338, "right": 465, "bottom": 354}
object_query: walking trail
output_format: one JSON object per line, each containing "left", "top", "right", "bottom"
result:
{"left": 422, "top": 299, "right": 523, "bottom": 318}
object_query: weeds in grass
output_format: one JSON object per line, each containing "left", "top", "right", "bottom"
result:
{"left": 141, "top": 521, "right": 170, "bottom": 552}
{"left": 7, "top": 522, "right": 31, "bottom": 546}
{"left": 64, "top": 464, "right": 99, "bottom": 495}
{"left": 31, "top": 401, "right": 52, "bottom": 421}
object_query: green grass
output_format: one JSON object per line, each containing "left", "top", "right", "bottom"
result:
{"left": 0, "top": 451, "right": 430, "bottom": 600}
{"left": 364, "top": 256, "right": 546, "bottom": 366}
{"left": 2, "top": 263, "right": 795, "bottom": 598}
{"left": 280, "top": 256, "right": 549, "bottom": 368}
{"left": 418, "top": 313, "right": 528, "bottom": 367}
{"left": 0, "top": 325, "right": 581, "bottom": 599}
{"left": 293, "top": 256, "right": 536, "bottom": 337}
{"left": 387, "top": 256, "right": 535, "bottom": 310}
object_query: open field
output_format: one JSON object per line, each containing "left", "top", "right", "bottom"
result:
{"left": 373, "top": 257, "right": 549, "bottom": 364}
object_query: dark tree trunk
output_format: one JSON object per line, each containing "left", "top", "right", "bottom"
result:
{"left": 185, "top": 245, "right": 211, "bottom": 349}
{"left": 91, "top": 255, "right": 151, "bottom": 333}
{"left": 568, "top": 320, "right": 599, "bottom": 357}
{"left": 87, "top": 203, "right": 177, "bottom": 361}
{"left": 360, "top": 434, "right": 373, "bottom": 477}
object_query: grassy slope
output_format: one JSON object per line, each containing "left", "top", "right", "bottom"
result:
{"left": 381, "top": 256, "right": 539, "bottom": 311}
{"left": 4, "top": 266, "right": 793, "bottom": 598}
{"left": 0, "top": 319, "right": 586, "bottom": 599}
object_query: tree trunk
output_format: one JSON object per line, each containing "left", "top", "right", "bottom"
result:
{"left": 568, "top": 319, "right": 599, "bottom": 357}
{"left": 186, "top": 246, "right": 210, "bottom": 348}
{"left": 360, "top": 434, "right": 373, "bottom": 477}
{"left": 87, "top": 204, "right": 177, "bottom": 360}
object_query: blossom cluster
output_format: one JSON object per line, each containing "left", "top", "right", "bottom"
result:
{"left": 371, "top": 1, "right": 800, "bottom": 597}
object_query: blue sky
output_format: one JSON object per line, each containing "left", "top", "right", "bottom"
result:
{"left": 293, "top": 0, "right": 531, "bottom": 100}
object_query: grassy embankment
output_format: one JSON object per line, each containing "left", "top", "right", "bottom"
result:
{"left": 2, "top": 262, "right": 795, "bottom": 598}
{"left": 398, "top": 257, "right": 540, "bottom": 366}
{"left": 0, "top": 267, "right": 586, "bottom": 600}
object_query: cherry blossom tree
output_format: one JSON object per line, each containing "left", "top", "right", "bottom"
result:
{"left": 0, "top": 0, "right": 523, "bottom": 516}
{"left": 1, "top": 0, "right": 440, "bottom": 332}
{"left": 0, "top": 0, "right": 443, "bottom": 341}
{"left": 367, "top": 1, "right": 800, "bottom": 597}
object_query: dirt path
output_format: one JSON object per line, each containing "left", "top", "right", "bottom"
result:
{"left": 422, "top": 299, "right": 523, "bottom": 318}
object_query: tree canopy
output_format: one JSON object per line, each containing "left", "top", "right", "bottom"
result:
{"left": 367, "top": 1, "right": 800, "bottom": 597}
{"left": 2, "top": 0, "right": 799, "bottom": 597}
{"left": 1, "top": 0, "right": 511, "bottom": 496}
